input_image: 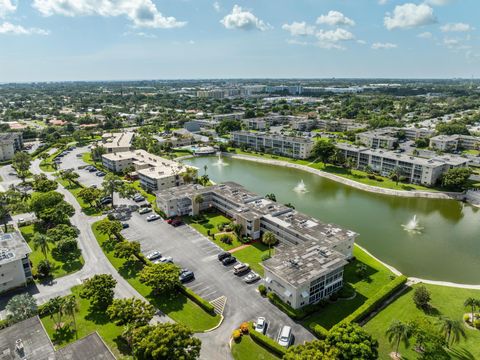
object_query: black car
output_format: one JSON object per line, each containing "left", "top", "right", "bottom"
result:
{"left": 100, "top": 197, "right": 113, "bottom": 205}
{"left": 121, "top": 223, "right": 129, "bottom": 229}
{"left": 222, "top": 256, "right": 237, "bottom": 266}
{"left": 179, "top": 270, "right": 195, "bottom": 283}
{"left": 88, "top": 167, "right": 97, "bottom": 172}
{"left": 217, "top": 252, "right": 231, "bottom": 261}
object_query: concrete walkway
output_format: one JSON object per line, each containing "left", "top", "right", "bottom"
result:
{"left": 223, "top": 153, "right": 465, "bottom": 200}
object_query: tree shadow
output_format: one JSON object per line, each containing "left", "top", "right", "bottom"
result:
{"left": 343, "top": 258, "right": 379, "bottom": 285}
{"left": 113, "top": 335, "right": 132, "bottom": 357}
{"left": 118, "top": 259, "right": 143, "bottom": 280}
{"left": 85, "top": 309, "right": 111, "bottom": 325}
{"left": 52, "top": 324, "right": 76, "bottom": 344}
{"left": 448, "top": 347, "right": 476, "bottom": 360}
{"left": 147, "top": 291, "right": 189, "bottom": 315}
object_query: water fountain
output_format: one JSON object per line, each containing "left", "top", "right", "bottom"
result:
{"left": 402, "top": 214, "right": 423, "bottom": 233}
{"left": 293, "top": 179, "right": 308, "bottom": 193}
{"left": 213, "top": 152, "right": 228, "bottom": 167}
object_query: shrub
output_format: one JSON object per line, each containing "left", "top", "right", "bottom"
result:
{"left": 219, "top": 234, "right": 232, "bottom": 245}
{"left": 248, "top": 322, "right": 286, "bottom": 357}
{"left": 464, "top": 314, "right": 471, "bottom": 323}
{"left": 310, "top": 324, "right": 329, "bottom": 340}
{"left": 232, "top": 329, "right": 242, "bottom": 342}
{"left": 267, "top": 292, "right": 306, "bottom": 320}
{"left": 37, "top": 259, "right": 52, "bottom": 278}
{"left": 474, "top": 319, "right": 480, "bottom": 329}
{"left": 240, "top": 322, "right": 249, "bottom": 334}
{"left": 261, "top": 254, "right": 271, "bottom": 262}
{"left": 178, "top": 286, "right": 215, "bottom": 314}
{"left": 258, "top": 284, "right": 267, "bottom": 297}
{"left": 413, "top": 285, "right": 431, "bottom": 310}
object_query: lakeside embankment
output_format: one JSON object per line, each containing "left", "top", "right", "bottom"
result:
{"left": 223, "top": 153, "right": 465, "bottom": 201}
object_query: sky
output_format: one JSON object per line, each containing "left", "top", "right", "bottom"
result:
{"left": 0, "top": 0, "right": 479, "bottom": 82}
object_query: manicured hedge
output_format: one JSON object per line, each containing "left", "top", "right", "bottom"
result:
{"left": 179, "top": 286, "right": 215, "bottom": 314}
{"left": 267, "top": 292, "right": 327, "bottom": 320}
{"left": 310, "top": 323, "right": 329, "bottom": 339}
{"left": 341, "top": 275, "right": 408, "bottom": 324}
{"left": 0, "top": 318, "right": 10, "bottom": 330}
{"left": 248, "top": 322, "right": 286, "bottom": 357}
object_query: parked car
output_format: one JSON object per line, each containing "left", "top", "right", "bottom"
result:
{"left": 133, "top": 194, "right": 145, "bottom": 202}
{"left": 146, "top": 214, "right": 160, "bottom": 222}
{"left": 179, "top": 270, "right": 195, "bottom": 283}
{"left": 217, "top": 252, "right": 231, "bottom": 261}
{"left": 139, "top": 207, "right": 152, "bottom": 214}
{"left": 100, "top": 197, "right": 112, "bottom": 205}
{"left": 171, "top": 219, "right": 183, "bottom": 227}
{"left": 244, "top": 272, "right": 260, "bottom": 283}
{"left": 222, "top": 256, "right": 236, "bottom": 266}
{"left": 254, "top": 317, "right": 267, "bottom": 334}
{"left": 153, "top": 256, "right": 173, "bottom": 264}
{"left": 88, "top": 167, "right": 97, "bottom": 172}
{"left": 121, "top": 223, "right": 129, "bottom": 229}
{"left": 277, "top": 326, "right": 292, "bottom": 348}
{"left": 146, "top": 251, "right": 162, "bottom": 261}
{"left": 96, "top": 171, "right": 106, "bottom": 177}
{"left": 233, "top": 263, "right": 250, "bottom": 275}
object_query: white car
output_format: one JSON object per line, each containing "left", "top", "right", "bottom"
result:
{"left": 244, "top": 272, "right": 260, "bottom": 284}
{"left": 153, "top": 256, "right": 173, "bottom": 264}
{"left": 146, "top": 214, "right": 160, "bottom": 222}
{"left": 254, "top": 317, "right": 267, "bottom": 334}
{"left": 146, "top": 251, "right": 162, "bottom": 261}
{"left": 277, "top": 326, "right": 292, "bottom": 348}
{"left": 139, "top": 207, "right": 152, "bottom": 215}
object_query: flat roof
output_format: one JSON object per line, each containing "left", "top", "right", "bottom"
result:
{"left": 56, "top": 333, "right": 116, "bottom": 360}
{"left": 0, "top": 316, "right": 55, "bottom": 359}
{"left": 262, "top": 240, "right": 348, "bottom": 288}
{"left": 0, "top": 232, "right": 31, "bottom": 266}
{"left": 231, "top": 131, "right": 314, "bottom": 144}
{"left": 101, "top": 132, "right": 134, "bottom": 149}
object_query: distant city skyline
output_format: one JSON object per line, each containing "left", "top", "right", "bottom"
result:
{"left": 0, "top": 0, "right": 479, "bottom": 82}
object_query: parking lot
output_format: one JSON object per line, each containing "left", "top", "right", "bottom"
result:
{"left": 122, "top": 211, "right": 315, "bottom": 347}
{"left": 57, "top": 146, "right": 104, "bottom": 188}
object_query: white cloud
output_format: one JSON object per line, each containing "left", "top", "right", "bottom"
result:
{"left": 0, "top": 0, "right": 16, "bottom": 18}
{"left": 0, "top": 21, "right": 50, "bottom": 35}
{"left": 357, "top": 39, "right": 367, "bottom": 45}
{"left": 417, "top": 31, "right": 433, "bottom": 39}
{"left": 286, "top": 38, "right": 308, "bottom": 46}
{"left": 213, "top": 1, "right": 220, "bottom": 13}
{"left": 282, "top": 21, "right": 315, "bottom": 36}
{"left": 443, "top": 37, "right": 470, "bottom": 50}
{"left": 316, "top": 28, "right": 354, "bottom": 49}
{"left": 316, "top": 10, "right": 355, "bottom": 27}
{"left": 441, "top": 23, "right": 473, "bottom": 32}
{"left": 378, "top": 0, "right": 388, "bottom": 4}
{"left": 220, "top": 5, "right": 271, "bottom": 31}
{"left": 425, "top": 0, "right": 452, "bottom": 5}
{"left": 384, "top": 3, "right": 436, "bottom": 30}
{"left": 32, "top": 0, "right": 186, "bottom": 29}
{"left": 371, "top": 42, "right": 397, "bottom": 49}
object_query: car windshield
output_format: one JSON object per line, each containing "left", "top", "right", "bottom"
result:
{"left": 280, "top": 336, "right": 288, "bottom": 342}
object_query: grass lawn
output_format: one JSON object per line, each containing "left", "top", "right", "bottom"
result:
{"left": 92, "top": 221, "right": 220, "bottom": 332}
{"left": 41, "top": 286, "right": 132, "bottom": 359}
{"left": 40, "top": 148, "right": 64, "bottom": 172}
{"left": 20, "top": 224, "right": 84, "bottom": 279}
{"left": 81, "top": 152, "right": 95, "bottom": 166}
{"left": 56, "top": 178, "right": 102, "bottom": 216}
{"left": 233, "top": 242, "right": 272, "bottom": 276}
{"left": 302, "top": 245, "right": 396, "bottom": 330}
{"left": 364, "top": 284, "right": 480, "bottom": 360}
{"left": 184, "top": 211, "right": 232, "bottom": 237}
{"left": 231, "top": 335, "right": 280, "bottom": 360}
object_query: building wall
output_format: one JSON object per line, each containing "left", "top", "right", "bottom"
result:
{"left": 0, "top": 143, "right": 15, "bottom": 161}
{"left": 0, "top": 257, "right": 31, "bottom": 294}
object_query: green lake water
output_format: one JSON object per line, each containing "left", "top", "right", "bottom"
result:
{"left": 184, "top": 156, "right": 480, "bottom": 284}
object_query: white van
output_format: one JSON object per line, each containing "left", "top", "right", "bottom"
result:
{"left": 277, "top": 325, "right": 292, "bottom": 348}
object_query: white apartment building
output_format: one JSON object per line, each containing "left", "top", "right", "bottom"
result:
{"left": 212, "top": 113, "right": 245, "bottom": 121}
{"left": 356, "top": 130, "right": 398, "bottom": 150}
{"left": 337, "top": 143, "right": 469, "bottom": 186}
{"left": 156, "top": 182, "right": 356, "bottom": 309}
{"left": 102, "top": 149, "right": 197, "bottom": 192}
{"left": 97, "top": 132, "right": 134, "bottom": 154}
{"left": 430, "top": 134, "right": 480, "bottom": 152}
{"left": 231, "top": 131, "right": 314, "bottom": 159}
{"left": 0, "top": 232, "right": 32, "bottom": 294}
{"left": 0, "top": 133, "right": 23, "bottom": 161}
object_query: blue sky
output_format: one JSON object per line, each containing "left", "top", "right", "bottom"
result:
{"left": 0, "top": 0, "right": 479, "bottom": 82}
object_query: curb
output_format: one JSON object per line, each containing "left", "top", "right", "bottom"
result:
{"left": 203, "top": 314, "right": 225, "bottom": 333}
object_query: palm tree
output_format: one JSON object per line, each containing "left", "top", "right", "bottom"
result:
{"left": 63, "top": 295, "right": 78, "bottom": 338}
{"left": 464, "top": 298, "right": 477, "bottom": 324}
{"left": 59, "top": 169, "right": 79, "bottom": 187}
{"left": 33, "top": 233, "right": 50, "bottom": 259}
{"left": 386, "top": 320, "right": 412, "bottom": 357}
{"left": 44, "top": 296, "right": 65, "bottom": 330}
{"left": 389, "top": 167, "right": 403, "bottom": 186}
{"left": 203, "top": 164, "right": 208, "bottom": 176}
{"left": 438, "top": 317, "right": 466, "bottom": 347}
{"left": 261, "top": 231, "right": 277, "bottom": 256}
{"left": 194, "top": 194, "right": 204, "bottom": 205}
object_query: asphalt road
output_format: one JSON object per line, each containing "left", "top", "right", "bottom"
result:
{"left": 123, "top": 212, "right": 315, "bottom": 359}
